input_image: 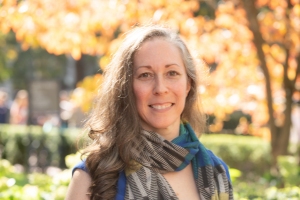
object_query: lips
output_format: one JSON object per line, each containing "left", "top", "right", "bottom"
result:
{"left": 149, "top": 103, "right": 174, "bottom": 110}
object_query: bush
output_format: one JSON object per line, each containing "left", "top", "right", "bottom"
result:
{"left": 1, "top": 124, "right": 272, "bottom": 176}
{"left": 277, "top": 156, "right": 300, "bottom": 187}
{"left": 0, "top": 153, "right": 81, "bottom": 200}
{"left": 1, "top": 125, "right": 299, "bottom": 199}
{"left": 1, "top": 156, "right": 300, "bottom": 200}
{"left": 265, "top": 186, "right": 300, "bottom": 200}
{"left": 201, "top": 134, "right": 271, "bottom": 176}
{"left": 0, "top": 124, "right": 80, "bottom": 168}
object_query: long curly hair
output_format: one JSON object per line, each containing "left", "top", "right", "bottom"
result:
{"left": 77, "top": 25, "right": 207, "bottom": 200}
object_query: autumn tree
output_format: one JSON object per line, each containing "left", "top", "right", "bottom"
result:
{"left": 1, "top": 0, "right": 299, "bottom": 165}
{"left": 242, "top": 0, "right": 300, "bottom": 165}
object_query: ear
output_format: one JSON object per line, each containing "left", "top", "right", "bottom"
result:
{"left": 186, "top": 77, "right": 191, "bottom": 97}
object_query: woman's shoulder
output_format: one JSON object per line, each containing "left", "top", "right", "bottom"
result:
{"left": 71, "top": 159, "right": 127, "bottom": 200}
{"left": 72, "top": 158, "right": 89, "bottom": 176}
{"left": 66, "top": 159, "right": 91, "bottom": 200}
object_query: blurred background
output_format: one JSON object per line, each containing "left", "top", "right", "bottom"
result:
{"left": 0, "top": 0, "right": 299, "bottom": 199}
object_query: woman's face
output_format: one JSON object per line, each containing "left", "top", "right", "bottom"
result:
{"left": 133, "top": 38, "right": 191, "bottom": 132}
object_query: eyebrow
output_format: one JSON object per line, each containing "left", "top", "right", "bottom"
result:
{"left": 134, "top": 63, "right": 181, "bottom": 73}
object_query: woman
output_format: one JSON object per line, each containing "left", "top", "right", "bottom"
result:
{"left": 10, "top": 90, "right": 28, "bottom": 125}
{"left": 66, "top": 26, "right": 233, "bottom": 200}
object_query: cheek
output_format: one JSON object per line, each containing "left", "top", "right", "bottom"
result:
{"left": 133, "top": 83, "right": 149, "bottom": 108}
{"left": 173, "top": 81, "right": 189, "bottom": 100}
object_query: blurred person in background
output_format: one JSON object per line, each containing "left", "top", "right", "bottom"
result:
{"left": 68, "top": 87, "right": 86, "bottom": 128}
{"left": 0, "top": 90, "right": 9, "bottom": 124}
{"left": 60, "top": 90, "right": 73, "bottom": 128}
{"left": 10, "top": 90, "right": 28, "bottom": 125}
{"left": 66, "top": 26, "right": 233, "bottom": 200}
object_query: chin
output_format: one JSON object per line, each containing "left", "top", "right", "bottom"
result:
{"left": 144, "top": 118, "right": 179, "bottom": 131}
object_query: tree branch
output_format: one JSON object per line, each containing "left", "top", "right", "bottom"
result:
{"left": 283, "top": 48, "right": 294, "bottom": 89}
{"left": 287, "top": 0, "right": 293, "bottom": 9}
{"left": 286, "top": 0, "right": 299, "bottom": 92}
{"left": 293, "top": 54, "right": 300, "bottom": 92}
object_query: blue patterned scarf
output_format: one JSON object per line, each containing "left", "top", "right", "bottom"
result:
{"left": 124, "top": 123, "right": 233, "bottom": 200}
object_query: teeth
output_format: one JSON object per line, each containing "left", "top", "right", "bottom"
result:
{"left": 151, "top": 103, "right": 172, "bottom": 109}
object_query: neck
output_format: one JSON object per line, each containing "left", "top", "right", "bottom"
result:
{"left": 140, "top": 119, "right": 181, "bottom": 141}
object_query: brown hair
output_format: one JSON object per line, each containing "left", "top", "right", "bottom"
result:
{"left": 77, "top": 25, "right": 206, "bottom": 199}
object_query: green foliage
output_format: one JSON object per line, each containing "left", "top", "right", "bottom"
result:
{"left": 233, "top": 180, "right": 269, "bottom": 199}
{"left": 0, "top": 153, "right": 81, "bottom": 200}
{"left": 201, "top": 135, "right": 300, "bottom": 199}
{"left": 232, "top": 183, "right": 300, "bottom": 200}
{"left": 0, "top": 31, "right": 67, "bottom": 86}
{"left": 1, "top": 125, "right": 272, "bottom": 176}
{"left": 0, "top": 31, "right": 16, "bottom": 83}
{"left": 0, "top": 160, "right": 27, "bottom": 190}
{"left": 65, "top": 152, "right": 82, "bottom": 169}
{"left": 265, "top": 186, "right": 300, "bottom": 200}
{"left": 0, "top": 124, "right": 80, "bottom": 167}
{"left": 230, "top": 166, "right": 300, "bottom": 200}
{"left": 1, "top": 126, "right": 300, "bottom": 199}
{"left": 201, "top": 134, "right": 271, "bottom": 175}
{"left": 1, "top": 157, "right": 300, "bottom": 199}
{"left": 228, "top": 168, "right": 241, "bottom": 184}
{"left": 277, "top": 156, "right": 300, "bottom": 187}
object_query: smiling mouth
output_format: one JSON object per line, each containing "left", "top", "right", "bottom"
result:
{"left": 149, "top": 103, "right": 174, "bottom": 110}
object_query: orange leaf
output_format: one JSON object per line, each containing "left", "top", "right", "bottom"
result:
{"left": 288, "top": 67, "right": 296, "bottom": 80}
{"left": 293, "top": 4, "right": 300, "bottom": 15}
{"left": 99, "top": 56, "right": 110, "bottom": 71}
{"left": 71, "top": 47, "right": 81, "bottom": 60}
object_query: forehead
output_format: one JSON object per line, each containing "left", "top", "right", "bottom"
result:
{"left": 133, "top": 38, "right": 184, "bottom": 68}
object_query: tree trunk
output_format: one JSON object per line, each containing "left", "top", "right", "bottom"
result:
{"left": 279, "top": 0, "right": 300, "bottom": 156}
{"left": 279, "top": 48, "right": 293, "bottom": 155}
{"left": 243, "top": 0, "right": 300, "bottom": 164}
{"left": 242, "top": 0, "right": 280, "bottom": 165}
{"left": 279, "top": 88, "right": 293, "bottom": 155}
{"left": 75, "top": 54, "right": 85, "bottom": 84}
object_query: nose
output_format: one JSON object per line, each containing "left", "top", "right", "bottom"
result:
{"left": 153, "top": 75, "right": 168, "bottom": 95}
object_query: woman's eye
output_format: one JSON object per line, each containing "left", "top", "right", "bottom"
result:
{"left": 168, "top": 71, "right": 179, "bottom": 76}
{"left": 139, "top": 73, "right": 151, "bottom": 78}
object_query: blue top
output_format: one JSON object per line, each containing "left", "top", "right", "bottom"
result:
{"left": 72, "top": 150, "right": 231, "bottom": 200}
